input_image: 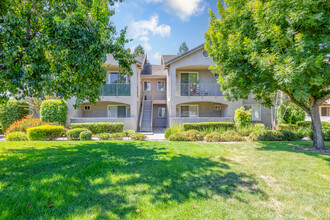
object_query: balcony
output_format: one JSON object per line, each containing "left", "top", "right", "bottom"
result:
{"left": 180, "top": 83, "right": 223, "bottom": 96}
{"left": 100, "top": 84, "right": 131, "bottom": 96}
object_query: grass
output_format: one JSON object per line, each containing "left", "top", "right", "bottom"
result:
{"left": 0, "top": 141, "right": 329, "bottom": 219}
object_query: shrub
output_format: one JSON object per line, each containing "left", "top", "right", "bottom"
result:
{"left": 295, "top": 127, "right": 311, "bottom": 139}
{"left": 4, "top": 115, "right": 60, "bottom": 136}
{"left": 123, "top": 129, "right": 135, "bottom": 137}
{"left": 168, "top": 132, "right": 187, "bottom": 141}
{"left": 184, "top": 130, "right": 204, "bottom": 141}
{"left": 248, "top": 130, "right": 268, "bottom": 141}
{"left": 277, "top": 124, "right": 297, "bottom": 131}
{"left": 165, "top": 124, "right": 184, "bottom": 139}
{"left": 130, "top": 133, "right": 147, "bottom": 141}
{"left": 40, "top": 100, "right": 68, "bottom": 125}
{"left": 221, "top": 130, "right": 246, "bottom": 142}
{"left": 277, "top": 103, "right": 305, "bottom": 124}
{"left": 251, "top": 130, "right": 299, "bottom": 141}
{"left": 27, "top": 125, "right": 65, "bottom": 141}
{"left": 0, "top": 100, "right": 29, "bottom": 131}
{"left": 234, "top": 106, "right": 252, "bottom": 128}
{"left": 279, "top": 130, "right": 300, "bottom": 141}
{"left": 109, "top": 132, "right": 124, "bottom": 140}
{"left": 182, "top": 122, "right": 234, "bottom": 131}
{"left": 296, "top": 121, "right": 311, "bottom": 128}
{"left": 67, "top": 128, "right": 89, "bottom": 140}
{"left": 257, "top": 131, "right": 281, "bottom": 141}
{"left": 69, "top": 122, "right": 124, "bottom": 134}
{"left": 5, "top": 132, "right": 28, "bottom": 141}
{"left": 205, "top": 132, "right": 223, "bottom": 142}
{"left": 308, "top": 125, "right": 330, "bottom": 141}
{"left": 80, "top": 131, "right": 93, "bottom": 141}
{"left": 236, "top": 123, "right": 267, "bottom": 136}
{"left": 97, "top": 133, "right": 111, "bottom": 140}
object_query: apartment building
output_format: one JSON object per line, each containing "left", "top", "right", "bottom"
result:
{"left": 67, "top": 44, "right": 272, "bottom": 131}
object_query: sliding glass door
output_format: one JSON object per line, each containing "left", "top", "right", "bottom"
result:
{"left": 181, "top": 73, "right": 198, "bottom": 96}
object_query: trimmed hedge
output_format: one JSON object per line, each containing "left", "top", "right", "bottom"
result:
{"left": 67, "top": 128, "right": 89, "bottom": 140}
{"left": 182, "top": 122, "right": 234, "bottom": 131}
{"left": 130, "top": 133, "right": 147, "bottom": 141}
{"left": 0, "top": 100, "right": 29, "bottom": 131}
{"left": 27, "top": 125, "right": 65, "bottom": 141}
{"left": 296, "top": 121, "right": 330, "bottom": 128}
{"left": 5, "top": 132, "right": 28, "bottom": 141}
{"left": 40, "top": 100, "right": 68, "bottom": 125}
{"left": 69, "top": 122, "right": 124, "bottom": 134}
{"left": 277, "top": 124, "right": 297, "bottom": 131}
{"left": 80, "top": 131, "right": 93, "bottom": 141}
{"left": 168, "top": 130, "right": 204, "bottom": 141}
{"left": 250, "top": 130, "right": 299, "bottom": 141}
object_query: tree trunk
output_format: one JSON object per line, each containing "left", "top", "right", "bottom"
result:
{"left": 310, "top": 105, "right": 325, "bottom": 150}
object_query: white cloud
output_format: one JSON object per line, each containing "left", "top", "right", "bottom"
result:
{"left": 129, "top": 15, "right": 171, "bottom": 39}
{"left": 145, "top": 0, "right": 206, "bottom": 21}
{"left": 152, "top": 52, "right": 161, "bottom": 61}
{"left": 142, "top": 42, "right": 152, "bottom": 52}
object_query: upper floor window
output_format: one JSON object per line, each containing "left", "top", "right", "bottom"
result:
{"left": 157, "top": 81, "right": 165, "bottom": 91}
{"left": 202, "top": 50, "right": 209, "bottom": 58}
{"left": 109, "top": 72, "right": 128, "bottom": 84}
{"left": 144, "top": 81, "right": 151, "bottom": 91}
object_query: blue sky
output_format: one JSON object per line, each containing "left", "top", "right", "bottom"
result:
{"left": 111, "top": 0, "right": 219, "bottom": 64}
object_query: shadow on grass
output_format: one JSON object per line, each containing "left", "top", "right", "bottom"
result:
{"left": 257, "top": 141, "right": 330, "bottom": 163}
{"left": 0, "top": 141, "right": 266, "bottom": 219}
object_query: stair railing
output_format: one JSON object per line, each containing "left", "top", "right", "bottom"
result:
{"left": 138, "top": 97, "right": 144, "bottom": 131}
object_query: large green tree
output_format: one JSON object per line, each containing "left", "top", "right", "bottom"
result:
{"left": 134, "top": 45, "right": 145, "bottom": 54}
{"left": 205, "top": 0, "right": 329, "bottom": 149}
{"left": 0, "top": 0, "right": 135, "bottom": 107}
{"left": 178, "top": 42, "right": 189, "bottom": 55}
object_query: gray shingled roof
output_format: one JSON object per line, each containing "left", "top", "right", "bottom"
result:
{"left": 162, "top": 55, "right": 178, "bottom": 64}
{"left": 135, "top": 54, "right": 146, "bottom": 65}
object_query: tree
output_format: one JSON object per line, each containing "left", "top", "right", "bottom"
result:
{"left": 134, "top": 45, "right": 145, "bottom": 54}
{"left": 178, "top": 42, "right": 189, "bottom": 55}
{"left": 0, "top": 0, "right": 135, "bottom": 107}
{"left": 205, "top": 0, "right": 329, "bottom": 149}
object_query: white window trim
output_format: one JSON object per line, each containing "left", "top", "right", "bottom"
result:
{"left": 180, "top": 105, "right": 199, "bottom": 117}
{"left": 244, "top": 104, "right": 262, "bottom": 121}
{"left": 84, "top": 105, "right": 91, "bottom": 111}
{"left": 320, "top": 106, "right": 330, "bottom": 117}
{"left": 107, "top": 105, "right": 127, "bottom": 118}
{"left": 158, "top": 107, "right": 166, "bottom": 118}
{"left": 157, "top": 81, "right": 165, "bottom": 92}
{"left": 143, "top": 81, "right": 151, "bottom": 91}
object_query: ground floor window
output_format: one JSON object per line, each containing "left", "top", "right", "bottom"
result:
{"left": 144, "top": 81, "right": 151, "bottom": 91}
{"left": 158, "top": 107, "right": 166, "bottom": 118}
{"left": 108, "top": 105, "right": 127, "bottom": 118}
{"left": 181, "top": 105, "right": 198, "bottom": 117}
{"left": 244, "top": 105, "right": 261, "bottom": 120}
{"left": 321, "top": 107, "right": 330, "bottom": 116}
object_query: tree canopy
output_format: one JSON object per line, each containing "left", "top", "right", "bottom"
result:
{"left": 178, "top": 42, "right": 189, "bottom": 55}
{"left": 205, "top": 0, "right": 329, "bottom": 149}
{"left": 134, "top": 45, "right": 145, "bottom": 55}
{"left": 0, "top": 0, "right": 135, "bottom": 106}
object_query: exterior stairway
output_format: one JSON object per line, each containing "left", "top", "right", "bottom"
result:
{"left": 140, "top": 100, "right": 153, "bottom": 132}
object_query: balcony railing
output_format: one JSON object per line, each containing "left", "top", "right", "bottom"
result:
{"left": 180, "top": 83, "right": 223, "bottom": 96}
{"left": 100, "top": 84, "right": 131, "bottom": 96}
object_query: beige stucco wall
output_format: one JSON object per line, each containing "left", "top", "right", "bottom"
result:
{"left": 141, "top": 78, "right": 167, "bottom": 101}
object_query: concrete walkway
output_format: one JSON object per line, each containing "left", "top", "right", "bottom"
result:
{"left": 143, "top": 127, "right": 166, "bottom": 141}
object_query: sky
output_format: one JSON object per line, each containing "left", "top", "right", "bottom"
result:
{"left": 111, "top": 0, "right": 219, "bottom": 64}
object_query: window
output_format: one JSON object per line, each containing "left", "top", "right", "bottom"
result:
{"left": 157, "top": 81, "right": 165, "bottom": 91}
{"left": 84, "top": 105, "right": 91, "bottom": 111}
{"left": 144, "top": 81, "right": 151, "bottom": 91}
{"left": 108, "top": 72, "right": 128, "bottom": 84}
{"left": 158, "top": 107, "right": 166, "bottom": 118}
{"left": 202, "top": 50, "right": 209, "bottom": 58}
{"left": 244, "top": 105, "right": 261, "bottom": 120}
{"left": 181, "top": 72, "right": 198, "bottom": 96}
{"left": 321, "top": 107, "right": 330, "bottom": 116}
{"left": 108, "top": 105, "right": 127, "bottom": 118}
{"left": 181, "top": 105, "right": 198, "bottom": 117}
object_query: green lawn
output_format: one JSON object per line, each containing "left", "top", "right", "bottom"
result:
{"left": 0, "top": 141, "right": 329, "bottom": 219}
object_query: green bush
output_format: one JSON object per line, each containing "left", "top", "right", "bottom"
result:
{"left": 236, "top": 123, "right": 267, "bottom": 136}
{"left": 251, "top": 130, "right": 299, "bottom": 141}
{"left": 97, "top": 133, "right": 111, "bottom": 140}
{"left": 168, "top": 132, "right": 187, "bottom": 141}
{"left": 0, "top": 100, "right": 29, "bottom": 131}
{"left": 27, "top": 125, "right": 65, "bottom": 141}
{"left": 280, "top": 130, "right": 300, "bottom": 141}
{"left": 221, "top": 130, "right": 246, "bottom": 142}
{"left": 184, "top": 130, "right": 204, "bottom": 141}
{"left": 5, "top": 132, "right": 28, "bottom": 141}
{"left": 205, "top": 132, "right": 223, "bottom": 142}
{"left": 165, "top": 124, "right": 184, "bottom": 139}
{"left": 277, "top": 103, "right": 305, "bottom": 124}
{"left": 80, "top": 130, "right": 93, "bottom": 141}
{"left": 130, "top": 133, "right": 147, "bottom": 141}
{"left": 234, "top": 106, "right": 252, "bottom": 128}
{"left": 40, "top": 100, "right": 68, "bottom": 125}
{"left": 67, "top": 128, "right": 89, "bottom": 140}
{"left": 295, "top": 127, "right": 311, "bottom": 139}
{"left": 182, "top": 122, "right": 234, "bottom": 132}
{"left": 123, "top": 129, "right": 135, "bottom": 137}
{"left": 109, "top": 132, "right": 124, "bottom": 140}
{"left": 69, "top": 122, "right": 124, "bottom": 134}
{"left": 277, "top": 124, "right": 298, "bottom": 131}
{"left": 308, "top": 125, "right": 330, "bottom": 141}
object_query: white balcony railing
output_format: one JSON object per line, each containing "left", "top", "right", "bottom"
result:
{"left": 180, "top": 83, "right": 223, "bottom": 96}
